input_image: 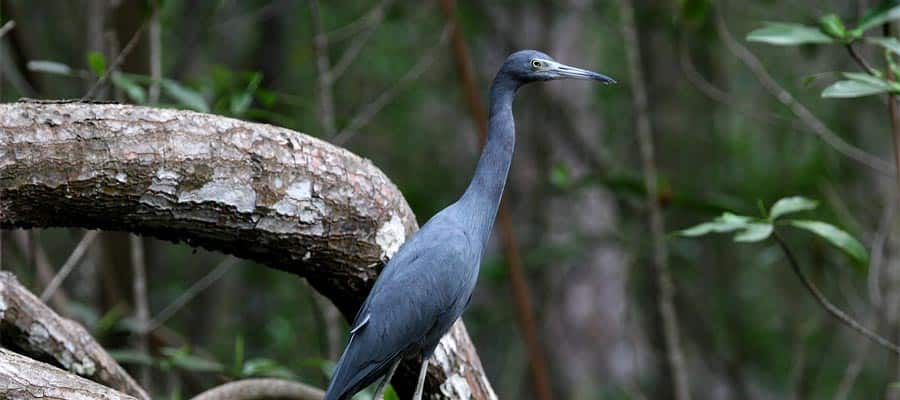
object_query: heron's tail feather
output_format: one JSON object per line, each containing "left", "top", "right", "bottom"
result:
{"left": 324, "top": 334, "right": 396, "bottom": 400}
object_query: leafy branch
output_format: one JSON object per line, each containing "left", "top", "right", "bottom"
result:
{"left": 746, "top": 2, "right": 900, "bottom": 100}
{"left": 678, "top": 196, "right": 900, "bottom": 355}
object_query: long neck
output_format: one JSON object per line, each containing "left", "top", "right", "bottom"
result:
{"left": 458, "top": 74, "right": 519, "bottom": 245}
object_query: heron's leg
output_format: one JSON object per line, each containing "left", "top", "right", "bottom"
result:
{"left": 412, "top": 357, "right": 429, "bottom": 400}
{"left": 373, "top": 358, "right": 402, "bottom": 400}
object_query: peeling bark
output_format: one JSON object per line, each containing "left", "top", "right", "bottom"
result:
{"left": 0, "top": 101, "right": 495, "bottom": 399}
{"left": 0, "top": 348, "right": 136, "bottom": 400}
{"left": 0, "top": 272, "right": 149, "bottom": 400}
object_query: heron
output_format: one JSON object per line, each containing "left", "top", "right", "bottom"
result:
{"left": 324, "top": 49, "right": 615, "bottom": 400}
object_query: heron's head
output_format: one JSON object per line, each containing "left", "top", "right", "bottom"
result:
{"left": 500, "top": 50, "right": 615, "bottom": 85}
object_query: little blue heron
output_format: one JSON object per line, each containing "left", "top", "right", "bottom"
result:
{"left": 324, "top": 50, "right": 614, "bottom": 400}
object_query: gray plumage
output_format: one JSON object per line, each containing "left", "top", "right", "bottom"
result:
{"left": 324, "top": 50, "right": 614, "bottom": 400}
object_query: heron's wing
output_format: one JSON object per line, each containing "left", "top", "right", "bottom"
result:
{"left": 325, "top": 220, "right": 475, "bottom": 399}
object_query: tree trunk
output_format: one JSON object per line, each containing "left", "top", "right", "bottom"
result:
{"left": 0, "top": 101, "right": 496, "bottom": 400}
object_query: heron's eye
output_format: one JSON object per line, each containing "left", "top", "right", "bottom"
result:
{"left": 531, "top": 59, "right": 544, "bottom": 69}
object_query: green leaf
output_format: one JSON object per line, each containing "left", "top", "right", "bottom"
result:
{"left": 27, "top": 60, "right": 73, "bottom": 76}
{"left": 241, "top": 358, "right": 296, "bottom": 379}
{"left": 866, "top": 36, "right": 900, "bottom": 56}
{"left": 734, "top": 223, "right": 774, "bottom": 242}
{"left": 549, "top": 163, "right": 572, "bottom": 189}
{"left": 788, "top": 220, "right": 869, "bottom": 267}
{"left": 746, "top": 23, "right": 833, "bottom": 46}
{"left": 819, "top": 14, "right": 849, "bottom": 40}
{"left": 161, "top": 79, "right": 209, "bottom": 112}
{"left": 384, "top": 386, "right": 400, "bottom": 400}
{"left": 857, "top": 1, "right": 900, "bottom": 32}
{"left": 87, "top": 51, "right": 107, "bottom": 77}
{"left": 111, "top": 72, "right": 147, "bottom": 104}
{"left": 108, "top": 349, "right": 156, "bottom": 366}
{"left": 229, "top": 72, "right": 263, "bottom": 116}
{"left": 769, "top": 196, "right": 818, "bottom": 220}
{"left": 822, "top": 77, "right": 893, "bottom": 98}
{"left": 231, "top": 335, "right": 245, "bottom": 376}
{"left": 678, "top": 212, "right": 753, "bottom": 236}
{"left": 161, "top": 347, "right": 224, "bottom": 373}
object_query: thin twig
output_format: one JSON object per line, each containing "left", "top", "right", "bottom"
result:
{"left": 773, "top": 233, "right": 900, "bottom": 355}
{"left": 885, "top": 22, "right": 900, "bottom": 191}
{"left": 327, "top": 0, "right": 394, "bottom": 83}
{"left": 130, "top": 234, "right": 151, "bottom": 386}
{"left": 12, "top": 231, "right": 71, "bottom": 312}
{"left": 309, "top": 0, "right": 337, "bottom": 137}
{"left": 332, "top": 24, "right": 451, "bottom": 145}
{"left": 310, "top": 290, "right": 342, "bottom": 360}
{"left": 148, "top": 0, "right": 161, "bottom": 104}
{"left": 716, "top": 12, "right": 894, "bottom": 175}
{"left": 847, "top": 43, "right": 877, "bottom": 75}
{"left": 833, "top": 315, "right": 875, "bottom": 400}
{"left": 40, "top": 230, "right": 100, "bottom": 302}
{"left": 325, "top": 3, "right": 387, "bottom": 43}
{"left": 146, "top": 256, "right": 238, "bottom": 331}
{"left": 621, "top": 2, "right": 691, "bottom": 399}
{"left": 679, "top": 36, "right": 792, "bottom": 126}
{"left": 0, "top": 20, "right": 15, "bottom": 39}
{"left": 82, "top": 16, "right": 152, "bottom": 101}
{"left": 868, "top": 198, "right": 895, "bottom": 307}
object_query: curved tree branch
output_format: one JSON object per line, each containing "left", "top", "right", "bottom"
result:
{"left": 0, "top": 348, "right": 136, "bottom": 400}
{"left": 0, "top": 101, "right": 496, "bottom": 400}
{"left": 0, "top": 272, "right": 149, "bottom": 399}
{"left": 189, "top": 378, "right": 324, "bottom": 400}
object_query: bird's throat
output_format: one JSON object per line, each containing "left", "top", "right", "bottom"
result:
{"left": 458, "top": 76, "right": 518, "bottom": 246}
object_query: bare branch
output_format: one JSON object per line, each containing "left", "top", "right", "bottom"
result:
{"left": 0, "top": 272, "right": 149, "bottom": 399}
{"left": 621, "top": 2, "right": 691, "bottom": 399}
{"left": 147, "top": 256, "right": 239, "bottom": 331}
{"left": 328, "top": 0, "right": 395, "bottom": 83}
{"left": 325, "top": 3, "right": 388, "bottom": 43}
{"left": 82, "top": 15, "right": 152, "bottom": 101}
{"left": 130, "top": 235, "right": 151, "bottom": 386}
{"left": 332, "top": 24, "right": 451, "bottom": 145}
{"left": 40, "top": 230, "right": 100, "bottom": 302}
{"left": 148, "top": 1, "right": 162, "bottom": 104}
{"left": 309, "top": 0, "right": 337, "bottom": 137}
{"left": 715, "top": 12, "right": 894, "bottom": 175}
{"left": 868, "top": 199, "right": 895, "bottom": 307}
{"left": 773, "top": 233, "right": 900, "bottom": 356}
{"left": 833, "top": 315, "right": 875, "bottom": 400}
{"left": 0, "top": 348, "right": 137, "bottom": 400}
{"left": 189, "top": 378, "right": 324, "bottom": 400}
{"left": 0, "top": 20, "right": 15, "bottom": 39}
{"left": 847, "top": 43, "right": 877, "bottom": 75}
{"left": 12, "top": 230, "right": 71, "bottom": 311}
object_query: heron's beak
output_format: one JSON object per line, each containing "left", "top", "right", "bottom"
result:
{"left": 550, "top": 61, "right": 616, "bottom": 84}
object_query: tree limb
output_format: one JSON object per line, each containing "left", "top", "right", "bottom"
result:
{"left": 0, "top": 348, "right": 136, "bottom": 400}
{"left": 188, "top": 378, "right": 324, "bottom": 400}
{"left": 715, "top": 12, "right": 894, "bottom": 175}
{"left": 0, "top": 272, "right": 149, "bottom": 399}
{"left": 0, "top": 101, "right": 496, "bottom": 400}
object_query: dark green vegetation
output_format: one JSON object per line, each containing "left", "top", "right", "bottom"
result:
{"left": 4, "top": 0, "right": 900, "bottom": 399}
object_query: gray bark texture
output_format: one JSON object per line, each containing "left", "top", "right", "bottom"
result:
{"left": 0, "top": 101, "right": 496, "bottom": 400}
{"left": 0, "top": 272, "right": 149, "bottom": 400}
{"left": 0, "top": 348, "right": 136, "bottom": 400}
